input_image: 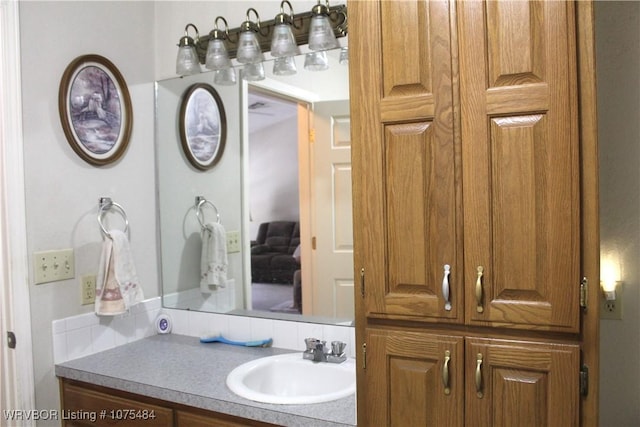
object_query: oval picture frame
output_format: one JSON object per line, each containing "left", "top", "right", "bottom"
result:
{"left": 58, "top": 54, "right": 133, "bottom": 166}
{"left": 179, "top": 83, "right": 227, "bottom": 171}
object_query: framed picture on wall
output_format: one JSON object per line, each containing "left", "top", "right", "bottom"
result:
{"left": 179, "top": 83, "right": 227, "bottom": 171}
{"left": 58, "top": 54, "right": 133, "bottom": 166}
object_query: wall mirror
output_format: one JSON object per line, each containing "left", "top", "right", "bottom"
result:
{"left": 155, "top": 45, "right": 353, "bottom": 325}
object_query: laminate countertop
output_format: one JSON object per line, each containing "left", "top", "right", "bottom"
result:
{"left": 55, "top": 334, "right": 356, "bottom": 427}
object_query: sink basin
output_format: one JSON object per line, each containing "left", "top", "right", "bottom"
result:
{"left": 226, "top": 353, "right": 355, "bottom": 404}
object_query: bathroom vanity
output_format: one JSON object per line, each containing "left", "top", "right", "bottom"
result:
{"left": 56, "top": 334, "right": 355, "bottom": 427}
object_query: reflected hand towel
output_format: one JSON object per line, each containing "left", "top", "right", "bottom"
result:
{"left": 200, "top": 222, "right": 228, "bottom": 293}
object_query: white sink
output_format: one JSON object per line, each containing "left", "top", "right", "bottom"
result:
{"left": 226, "top": 353, "right": 356, "bottom": 405}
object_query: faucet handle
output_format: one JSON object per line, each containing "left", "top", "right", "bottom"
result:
{"left": 331, "top": 341, "right": 346, "bottom": 356}
{"left": 305, "top": 337, "right": 319, "bottom": 352}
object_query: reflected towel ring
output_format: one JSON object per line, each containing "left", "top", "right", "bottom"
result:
{"left": 98, "top": 197, "right": 129, "bottom": 238}
{"left": 195, "top": 196, "right": 221, "bottom": 227}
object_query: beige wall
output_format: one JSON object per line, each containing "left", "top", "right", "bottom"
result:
{"left": 16, "top": 1, "right": 640, "bottom": 424}
{"left": 596, "top": 1, "right": 640, "bottom": 425}
{"left": 20, "top": 1, "right": 156, "bottom": 421}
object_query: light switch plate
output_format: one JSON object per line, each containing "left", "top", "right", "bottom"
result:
{"left": 33, "top": 249, "right": 74, "bottom": 284}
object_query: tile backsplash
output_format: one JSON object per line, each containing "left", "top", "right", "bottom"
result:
{"left": 52, "top": 297, "right": 356, "bottom": 364}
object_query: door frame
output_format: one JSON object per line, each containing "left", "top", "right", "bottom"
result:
{"left": 0, "top": 1, "right": 36, "bottom": 423}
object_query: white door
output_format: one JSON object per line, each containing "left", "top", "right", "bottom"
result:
{"left": 309, "top": 100, "right": 353, "bottom": 318}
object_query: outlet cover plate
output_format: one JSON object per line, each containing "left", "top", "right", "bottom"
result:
{"left": 33, "top": 249, "right": 75, "bottom": 284}
{"left": 226, "top": 230, "right": 241, "bottom": 253}
{"left": 600, "top": 294, "right": 623, "bottom": 320}
{"left": 81, "top": 275, "right": 96, "bottom": 305}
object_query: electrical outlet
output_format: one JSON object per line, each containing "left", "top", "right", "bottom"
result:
{"left": 81, "top": 275, "right": 96, "bottom": 305}
{"left": 601, "top": 291, "right": 623, "bottom": 320}
{"left": 226, "top": 230, "right": 241, "bottom": 253}
{"left": 33, "top": 249, "right": 74, "bottom": 284}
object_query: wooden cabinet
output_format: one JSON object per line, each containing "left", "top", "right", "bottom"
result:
{"left": 59, "top": 379, "right": 277, "bottom": 427}
{"left": 349, "top": 0, "right": 599, "bottom": 425}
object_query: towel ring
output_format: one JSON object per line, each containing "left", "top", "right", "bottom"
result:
{"left": 195, "top": 196, "right": 220, "bottom": 227}
{"left": 98, "top": 197, "right": 129, "bottom": 237}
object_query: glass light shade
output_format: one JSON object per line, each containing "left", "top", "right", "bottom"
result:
{"left": 205, "top": 39, "right": 232, "bottom": 71}
{"left": 308, "top": 15, "right": 338, "bottom": 51}
{"left": 270, "top": 24, "right": 299, "bottom": 58}
{"left": 304, "top": 50, "right": 329, "bottom": 71}
{"left": 273, "top": 56, "right": 297, "bottom": 76}
{"left": 242, "top": 62, "right": 265, "bottom": 81}
{"left": 214, "top": 67, "right": 237, "bottom": 86}
{"left": 236, "top": 31, "right": 265, "bottom": 64}
{"left": 339, "top": 47, "right": 349, "bottom": 65}
{"left": 176, "top": 45, "right": 201, "bottom": 75}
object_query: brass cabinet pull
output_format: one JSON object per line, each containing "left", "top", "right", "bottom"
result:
{"left": 442, "top": 350, "right": 451, "bottom": 395}
{"left": 475, "top": 353, "right": 484, "bottom": 398}
{"left": 442, "top": 264, "right": 452, "bottom": 311}
{"left": 475, "top": 266, "right": 484, "bottom": 313}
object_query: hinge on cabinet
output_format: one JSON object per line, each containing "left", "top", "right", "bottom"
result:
{"left": 580, "top": 277, "right": 588, "bottom": 310}
{"left": 309, "top": 128, "right": 316, "bottom": 143}
{"left": 360, "top": 268, "right": 365, "bottom": 297}
{"left": 580, "top": 365, "right": 589, "bottom": 396}
{"left": 362, "top": 343, "right": 367, "bottom": 370}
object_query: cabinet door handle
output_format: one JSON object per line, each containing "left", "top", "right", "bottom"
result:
{"left": 442, "top": 350, "right": 451, "bottom": 395}
{"left": 475, "top": 266, "right": 484, "bottom": 313}
{"left": 475, "top": 353, "right": 484, "bottom": 398}
{"left": 442, "top": 264, "right": 452, "bottom": 311}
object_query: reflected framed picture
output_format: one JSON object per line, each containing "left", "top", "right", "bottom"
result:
{"left": 179, "top": 83, "right": 227, "bottom": 171}
{"left": 58, "top": 54, "right": 133, "bottom": 166}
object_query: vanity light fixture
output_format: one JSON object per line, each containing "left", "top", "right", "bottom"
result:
{"left": 175, "top": 2, "right": 347, "bottom": 74}
{"left": 273, "top": 55, "right": 297, "bottom": 76}
{"left": 304, "top": 50, "right": 329, "bottom": 71}
{"left": 242, "top": 62, "right": 266, "bottom": 81}
{"left": 308, "top": 0, "right": 339, "bottom": 51}
{"left": 339, "top": 46, "right": 348, "bottom": 65}
{"left": 205, "top": 17, "right": 233, "bottom": 71}
{"left": 213, "top": 67, "right": 237, "bottom": 86}
{"left": 270, "top": 1, "right": 300, "bottom": 58}
{"left": 176, "top": 24, "right": 201, "bottom": 76}
{"left": 236, "top": 8, "right": 265, "bottom": 65}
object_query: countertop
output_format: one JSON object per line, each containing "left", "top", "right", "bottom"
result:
{"left": 55, "top": 334, "right": 356, "bottom": 427}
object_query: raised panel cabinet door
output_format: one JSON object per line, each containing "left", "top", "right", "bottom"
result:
{"left": 465, "top": 338, "right": 580, "bottom": 427}
{"left": 363, "top": 328, "right": 464, "bottom": 427}
{"left": 350, "top": 0, "right": 462, "bottom": 322}
{"left": 458, "top": 0, "right": 581, "bottom": 332}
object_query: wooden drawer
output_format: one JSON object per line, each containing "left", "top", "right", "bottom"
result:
{"left": 61, "top": 382, "right": 173, "bottom": 427}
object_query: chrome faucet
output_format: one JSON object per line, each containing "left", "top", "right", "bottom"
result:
{"left": 303, "top": 338, "right": 347, "bottom": 363}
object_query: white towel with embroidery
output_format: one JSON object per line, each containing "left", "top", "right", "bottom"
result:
{"left": 95, "top": 230, "right": 144, "bottom": 316}
{"left": 200, "top": 222, "right": 228, "bottom": 293}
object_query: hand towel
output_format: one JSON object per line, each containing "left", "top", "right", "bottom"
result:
{"left": 95, "top": 229, "right": 144, "bottom": 316}
{"left": 200, "top": 222, "right": 228, "bottom": 293}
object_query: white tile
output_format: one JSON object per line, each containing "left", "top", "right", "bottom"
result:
{"left": 52, "top": 332, "right": 68, "bottom": 364}
{"left": 227, "top": 316, "right": 251, "bottom": 341}
{"left": 249, "top": 318, "right": 274, "bottom": 342}
{"left": 188, "top": 311, "right": 216, "bottom": 338}
{"left": 208, "top": 313, "right": 230, "bottom": 337}
{"left": 66, "top": 312, "right": 99, "bottom": 331}
{"left": 296, "top": 322, "right": 324, "bottom": 350}
{"left": 66, "top": 327, "right": 93, "bottom": 361}
{"left": 52, "top": 319, "right": 66, "bottom": 335}
{"left": 90, "top": 323, "right": 116, "bottom": 353}
{"left": 112, "top": 314, "right": 136, "bottom": 346}
{"left": 271, "top": 320, "right": 299, "bottom": 350}
{"left": 134, "top": 308, "right": 159, "bottom": 339}
{"left": 165, "top": 309, "right": 189, "bottom": 336}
